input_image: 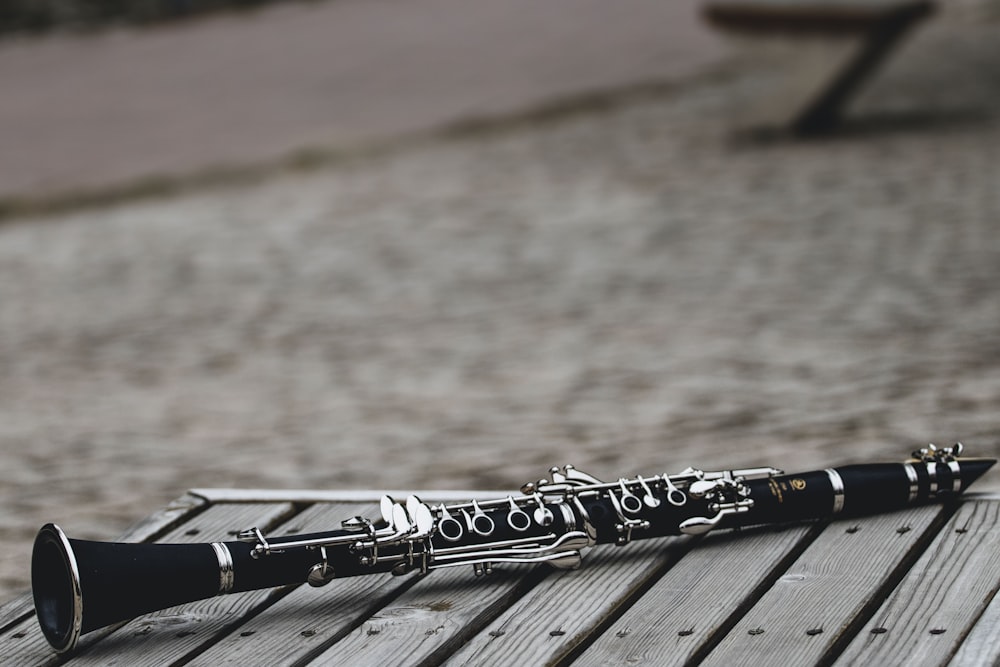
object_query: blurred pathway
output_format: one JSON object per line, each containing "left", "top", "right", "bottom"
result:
{"left": 0, "top": 0, "right": 725, "bottom": 202}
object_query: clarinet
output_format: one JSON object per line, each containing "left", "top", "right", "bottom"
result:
{"left": 32, "top": 444, "right": 994, "bottom": 653}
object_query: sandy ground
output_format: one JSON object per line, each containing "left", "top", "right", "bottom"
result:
{"left": 2, "top": 4, "right": 1000, "bottom": 601}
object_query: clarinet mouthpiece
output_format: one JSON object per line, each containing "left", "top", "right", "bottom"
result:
{"left": 956, "top": 457, "right": 996, "bottom": 491}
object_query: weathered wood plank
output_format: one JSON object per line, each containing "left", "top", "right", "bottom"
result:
{"left": 949, "top": 583, "right": 1000, "bottom": 667}
{"left": 61, "top": 502, "right": 298, "bottom": 667}
{"left": 307, "top": 564, "right": 543, "bottom": 667}
{"left": 186, "top": 556, "right": 417, "bottom": 667}
{"left": 0, "top": 594, "right": 33, "bottom": 636}
{"left": 572, "top": 522, "right": 817, "bottom": 666}
{"left": 117, "top": 492, "right": 212, "bottom": 543}
{"left": 834, "top": 500, "right": 1000, "bottom": 667}
{"left": 442, "top": 535, "right": 689, "bottom": 667}
{"left": 700, "top": 504, "right": 947, "bottom": 667}
{"left": 185, "top": 501, "right": 421, "bottom": 666}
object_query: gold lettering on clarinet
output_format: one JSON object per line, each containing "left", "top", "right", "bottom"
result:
{"left": 768, "top": 478, "right": 784, "bottom": 503}
{"left": 790, "top": 478, "right": 807, "bottom": 491}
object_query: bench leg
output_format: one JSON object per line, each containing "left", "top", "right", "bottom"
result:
{"left": 792, "top": 3, "right": 934, "bottom": 134}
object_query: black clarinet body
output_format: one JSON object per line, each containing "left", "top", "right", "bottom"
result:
{"left": 32, "top": 526, "right": 389, "bottom": 652}
{"left": 32, "top": 500, "right": 577, "bottom": 653}
{"left": 734, "top": 457, "right": 978, "bottom": 527}
{"left": 32, "top": 444, "right": 994, "bottom": 653}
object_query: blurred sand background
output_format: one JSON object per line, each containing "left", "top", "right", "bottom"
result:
{"left": 1, "top": 0, "right": 999, "bottom": 600}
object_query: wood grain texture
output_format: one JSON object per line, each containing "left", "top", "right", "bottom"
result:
{"left": 700, "top": 504, "right": 946, "bottom": 667}
{"left": 949, "top": 585, "right": 1000, "bottom": 667}
{"left": 572, "top": 523, "right": 816, "bottom": 666}
{"left": 834, "top": 500, "right": 1000, "bottom": 667}
{"left": 185, "top": 501, "right": 420, "bottom": 667}
{"left": 0, "top": 594, "right": 33, "bottom": 635}
{"left": 117, "top": 492, "right": 211, "bottom": 542}
{"left": 442, "top": 535, "right": 688, "bottom": 667}
{"left": 309, "top": 563, "right": 542, "bottom": 667}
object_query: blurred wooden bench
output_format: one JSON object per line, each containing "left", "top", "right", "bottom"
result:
{"left": 3, "top": 487, "right": 1000, "bottom": 665}
{"left": 703, "top": 0, "right": 935, "bottom": 134}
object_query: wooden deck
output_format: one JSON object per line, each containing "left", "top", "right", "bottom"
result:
{"left": 3, "top": 489, "right": 1000, "bottom": 666}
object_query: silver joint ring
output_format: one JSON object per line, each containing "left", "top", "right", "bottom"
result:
{"left": 948, "top": 460, "right": 962, "bottom": 494}
{"left": 211, "top": 542, "right": 235, "bottom": 594}
{"left": 926, "top": 462, "right": 938, "bottom": 498}
{"left": 825, "top": 468, "right": 845, "bottom": 515}
{"left": 903, "top": 463, "right": 919, "bottom": 503}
